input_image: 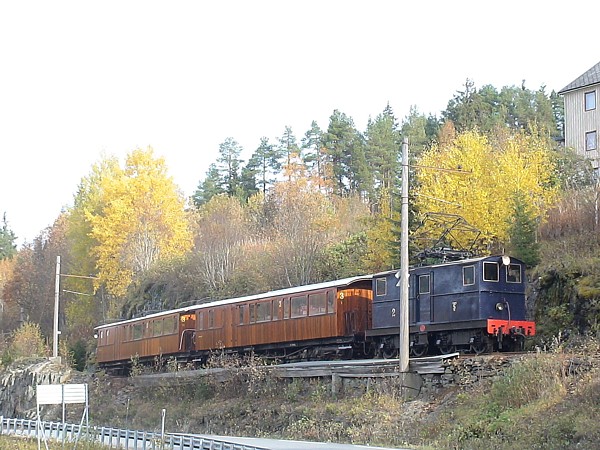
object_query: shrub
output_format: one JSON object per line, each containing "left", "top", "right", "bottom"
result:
{"left": 10, "top": 322, "right": 47, "bottom": 359}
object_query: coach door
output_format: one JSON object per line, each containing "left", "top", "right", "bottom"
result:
{"left": 179, "top": 314, "right": 196, "bottom": 352}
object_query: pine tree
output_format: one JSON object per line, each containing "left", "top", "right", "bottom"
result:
{"left": 193, "top": 163, "right": 224, "bottom": 207}
{"left": 507, "top": 192, "right": 540, "bottom": 267}
{"left": 278, "top": 126, "right": 301, "bottom": 181}
{"left": 323, "top": 110, "right": 370, "bottom": 197}
{"left": 243, "top": 137, "right": 281, "bottom": 197}
{"left": 0, "top": 213, "right": 17, "bottom": 260}
{"left": 216, "top": 137, "right": 244, "bottom": 197}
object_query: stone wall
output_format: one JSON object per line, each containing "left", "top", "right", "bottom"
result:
{"left": 0, "top": 358, "right": 71, "bottom": 419}
{"left": 420, "top": 354, "right": 519, "bottom": 393}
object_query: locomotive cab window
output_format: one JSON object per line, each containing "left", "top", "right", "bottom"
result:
{"left": 483, "top": 262, "right": 499, "bottom": 282}
{"left": 463, "top": 266, "right": 475, "bottom": 286}
{"left": 418, "top": 275, "right": 430, "bottom": 294}
{"left": 506, "top": 264, "right": 522, "bottom": 283}
{"left": 375, "top": 278, "right": 387, "bottom": 296}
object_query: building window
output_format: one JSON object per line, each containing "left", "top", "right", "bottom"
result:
{"left": 586, "top": 131, "right": 597, "bottom": 151}
{"left": 585, "top": 91, "right": 596, "bottom": 111}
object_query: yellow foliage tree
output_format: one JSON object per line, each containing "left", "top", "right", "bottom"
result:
{"left": 415, "top": 130, "right": 558, "bottom": 252}
{"left": 362, "top": 189, "right": 399, "bottom": 272}
{"left": 84, "top": 147, "right": 192, "bottom": 307}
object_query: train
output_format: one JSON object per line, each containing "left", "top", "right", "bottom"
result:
{"left": 94, "top": 255, "right": 536, "bottom": 372}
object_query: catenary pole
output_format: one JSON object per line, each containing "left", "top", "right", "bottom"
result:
{"left": 399, "top": 137, "right": 410, "bottom": 372}
{"left": 53, "top": 255, "right": 60, "bottom": 358}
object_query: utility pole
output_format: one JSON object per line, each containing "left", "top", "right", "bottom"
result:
{"left": 53, "top": 255, "right": 60, "bottom": 359}
{"left": 399, "top": 137, "right": 410, "bottom": 372}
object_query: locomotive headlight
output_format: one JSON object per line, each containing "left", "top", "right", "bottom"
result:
{"left": 495, "top": 302, "right": 505, "bottom": 311}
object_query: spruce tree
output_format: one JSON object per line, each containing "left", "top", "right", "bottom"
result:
{"left": 507, "top": 192, "right": 540, "bottom": 267}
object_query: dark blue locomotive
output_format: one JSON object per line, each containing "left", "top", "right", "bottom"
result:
{"left": 366, "top": 255, "right": 535, "bottom": 357}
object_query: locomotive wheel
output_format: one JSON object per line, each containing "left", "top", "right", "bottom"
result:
{"left": 470, "top": 342, "right": 488, "bottom": 355}
{"left": 381, "top": 343, "right": 398, "bottom": 359}
{"left": 438, "top": 344, "right": 456, "bottom": 355}
{"left": 410, "top": 345, "right": 429, "bottom": 357}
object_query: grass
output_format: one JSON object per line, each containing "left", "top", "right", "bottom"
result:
{"left": 0, "top": 435, "right": 107, "bottom": 450}
{"left": 23, "top": 339, "right": 600, "bottom": 449}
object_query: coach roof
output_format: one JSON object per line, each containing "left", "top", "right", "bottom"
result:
{"left": 95, "top": 274, "right": 373, "bottom": 330}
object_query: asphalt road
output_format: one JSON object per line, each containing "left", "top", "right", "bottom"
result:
{"left": 190, "top": 434, "right": 410, "bottom": 450}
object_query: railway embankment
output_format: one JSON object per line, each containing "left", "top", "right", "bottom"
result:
{"left": 1, "top": 349, "right": 600, "bottom": 449}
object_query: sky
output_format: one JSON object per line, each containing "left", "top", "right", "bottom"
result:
{"left": 1, "top": 0, "right": 599, "bottom": 246}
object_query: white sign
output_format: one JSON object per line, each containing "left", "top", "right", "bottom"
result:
{"left": 37, "top": 384, "right": 87, "bottom": 405}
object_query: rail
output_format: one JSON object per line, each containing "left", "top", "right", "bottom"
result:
{"left": 0, "top": 416, "right": 268, "bottom": 450}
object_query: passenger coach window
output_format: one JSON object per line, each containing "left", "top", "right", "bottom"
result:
{"left": 309, "top": 292, "right": 326, "bottom": 315}
{"left": 153, "top": 320, "right": 162, "bottom": 336}
{"left": 375, "top": 278, "right": 387, "bottom": 296}
{"left": 418, "top": 275, "right": 430, "bottom": 294}
{"left": 463, "top": 266, "right": 475, "bottom": 286}
{"left": 284, "top": 298, "right": 290, "bottom": 319}
{"left": 327, "top": 291, "right": 335, "bottom": 314}
{"left": 238, "top": 305, "right": 245, "bottom": 325}
{"left": 256, "top": 301, "right": 272, "bottom": 322}
{"left": 164, "top": 316, "right": 175, "bottom": 335}
{"left": 483, "top": 262, "right": 499, "bottom": 281}
{"left": 291, "top": 295, "right": 308, "bottom": 318}
{"left": 506, "top": 264, "right": 521, "bottom": 283}
{"left": 133, "top": 323, "right": 143, "bottom": 340}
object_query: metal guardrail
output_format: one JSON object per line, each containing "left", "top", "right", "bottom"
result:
{"left": 0, "top": 416, "right": 268, "bottom": 450}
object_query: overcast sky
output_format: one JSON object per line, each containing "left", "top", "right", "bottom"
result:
{"left": 1, "top": 1, "right": 599, "bottom": 246}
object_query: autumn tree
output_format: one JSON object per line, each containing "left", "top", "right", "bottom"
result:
{"left": 3, "top": 214, "right": 70, "bottom": 338}
{"left": 191, "top": 195, "right": 251, "bottom": 296}
{"left": 81, "top": 148, "right": 192, "bottom": 312}
{"left": 266, "top": 179, "right": 337, "bottom": 287}
{"left": 415, "top": 129, "right": 558, "bottom": 253}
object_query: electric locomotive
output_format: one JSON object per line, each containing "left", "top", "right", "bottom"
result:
{"left": 366, "top": 255, "right": 535, "bottom": 357}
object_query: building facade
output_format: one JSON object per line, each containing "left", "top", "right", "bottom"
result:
{"left": 559, "top": 61, "right": 600, "bottom": 171}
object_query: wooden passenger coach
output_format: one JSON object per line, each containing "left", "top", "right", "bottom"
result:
{"left": 95, "top": 275, "right": 373, "bottom": 370}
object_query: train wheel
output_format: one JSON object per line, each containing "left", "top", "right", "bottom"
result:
{"left": 410, "top": 345, "right": 428, "bottom": 357}
{"left": 470, "top": 342, "right": 488, "bottom": 355}
{"left": 438, "top": 344, "right": 456, "bottom": 355}
{"left": 381, "top": 341, "right": 398, "bottom": 359}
